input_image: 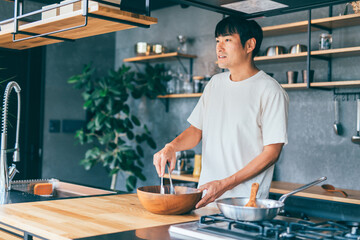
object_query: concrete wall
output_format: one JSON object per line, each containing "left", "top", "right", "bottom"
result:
{"left": 114, "top": 4, "right": 360, "bottom": 191}
{"left": 42, "top": 36, "right": 116, "bottom": 188}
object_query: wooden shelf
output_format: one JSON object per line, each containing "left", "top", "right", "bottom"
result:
{"left": 164, "top": 173, "right": 199, "bottom": 182}
{"left": 157, "top": 81, "right": 360, "bottom": 98}
{"left": 158, "top": 93, "right": 202, "bottom": 98}
{"left": 311, "top": 80, "right": 360, "bottom": 88}
{"left": 263, "top": 13, "right": 360, "bottom": 37}
{"left": 281, "top": 83, "right": 308, "bottom": 90}
{"left": 255, "top": 52, "right": 308, "bottom": 63}
{"left": 123, "top": 52, "right": 197, "bottom": 63}
{"left": 255, "top": 46, "right": 360, "bottom": 63}
{"left": 0, "top": 3, "right": 157, "bottom": 50}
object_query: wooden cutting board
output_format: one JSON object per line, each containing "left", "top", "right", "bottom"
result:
{"left": 0, "top": 194, "right": 218, "bottom": 240}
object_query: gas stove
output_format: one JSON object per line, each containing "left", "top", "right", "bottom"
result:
{"left": 169, "top": 214, "right": 360, "bottom": 240}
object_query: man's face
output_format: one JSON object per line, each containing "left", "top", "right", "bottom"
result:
{"left": 216, "top": 34, "right": 247, "bottom": 69}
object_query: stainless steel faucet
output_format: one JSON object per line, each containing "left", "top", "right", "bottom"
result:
{"left": 0, "top": 81, "right": 21, "bottom": 192}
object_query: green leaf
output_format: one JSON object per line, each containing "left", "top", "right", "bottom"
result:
{"left": 137, "top": 172, "right": 146, "bottom": 181}
{"left": 146, "top": 137, "right": 156, "bottom": 149}
{"left": 143, "top": 124, "right": 150, "bottom": 134}
{"left": 123, "top": 104, "right": 130, "bottom": 115}
{"left": 100, "top": 89, "right": 108, "bottom": 97}
{"left": 126, "top": 131, "right": 134, "bottom": 140}
{"left": 67, "top": 75, "right": 80, "bottom": 84}
{"left": 135, "top": 135, "right": 143, "bottom": 144}
{"left": 136, "top": 145, "right": 144, "bottom": 157}
{"left": 126, "top": 175, "right": 137, "bottom": 192}
{"left": 124, "top": 118, "right": 133, "bottom": 129}
{"left": 83, "top": 99, "right": 93, "bottom": 109}
{"left": 109, "top": 168, "right": 119, "bottom": 176}
{"left": 74, "top": 129, "right": 85, "bottom": 144}
{"left": 131, "top": 115, "right": 141, "bottom": 126}
{"left": 87, "top": 120, "right": 95, "bottom": 130}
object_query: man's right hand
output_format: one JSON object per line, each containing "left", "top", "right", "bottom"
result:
{"left": 153, "top": 144, "right": 176, "bottom": 177}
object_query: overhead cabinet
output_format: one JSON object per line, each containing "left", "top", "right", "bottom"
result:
{"left": 0, "top": 2, "right": 157, "bottom": 50}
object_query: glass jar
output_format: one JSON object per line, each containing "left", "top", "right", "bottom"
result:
{"left": 319, "top": 33, "right": 332, "bottom": 50}
{"left": 177, "top": 35, "right": 187, "bottom": 53}
{"left": 193, "top": 76, "right": 204, "bottom": 93}
{"left": 182, "top": 75, "right": 193, "bottom": 94}
{"left": 166, "top": 79, "right": 176, "bottom": 94}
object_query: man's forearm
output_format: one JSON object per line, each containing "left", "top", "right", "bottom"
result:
{"left": 166, "top": 125, "right": 202, "bottom": 152}
{"left": 223, "top": 143, "right": 284, "bottom": 191}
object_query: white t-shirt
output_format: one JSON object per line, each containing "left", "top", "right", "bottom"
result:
{"left": 187, "top": 70, "right": 289, "bottom": 200}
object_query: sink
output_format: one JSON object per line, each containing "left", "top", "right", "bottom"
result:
{"left": 11, "top": 178, "right": 116, "bottom": 198}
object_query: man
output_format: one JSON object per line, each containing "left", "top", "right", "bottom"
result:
{"left": 153, "top": 16, "right": 289, "bottom": 208}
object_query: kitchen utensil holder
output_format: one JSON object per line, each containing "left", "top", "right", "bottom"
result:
{"left": 334, "top": 89, "right": 360, "bottom": 101}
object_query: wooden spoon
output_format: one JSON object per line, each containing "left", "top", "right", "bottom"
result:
{"left": 245, "top": 183, "right": 259, "bottom": 207}
{"left": 321, "top": 184, "right": 348, "bottom": 197}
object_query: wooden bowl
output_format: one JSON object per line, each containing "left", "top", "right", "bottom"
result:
{"left": 137, "top": 185, "right": 202, "bottom": 215}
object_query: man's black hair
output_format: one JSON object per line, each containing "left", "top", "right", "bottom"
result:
{"left": 215, "top": 16, "right": 263, "bottom": 58}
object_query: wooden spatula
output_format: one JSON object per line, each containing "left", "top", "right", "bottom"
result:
{"left": 245, "top": 183, "right": 259, "bottom": 207}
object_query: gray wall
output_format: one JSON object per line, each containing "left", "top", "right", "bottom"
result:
{"left": 114, "top": 4, "right": 360, "bottom": 191}
{"left": 42, "top": 35, "right": 116, "bottom": 188}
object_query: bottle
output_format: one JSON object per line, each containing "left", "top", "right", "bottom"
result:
{"left": 182, "top": 74, "right": 193, "bottom": 93}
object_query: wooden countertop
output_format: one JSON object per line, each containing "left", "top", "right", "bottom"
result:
{"left": 270, "top": 181, "right": 360, "bottom": 205}
{"left": 0, "top": 181, "right": 359, "bottom": 239}
{"left": 0, "top": 194, "right": 219, "bottom": 240}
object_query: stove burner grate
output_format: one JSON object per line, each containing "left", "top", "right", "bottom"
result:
{"left": 199, "top": 214, "right": 287, "bottom": 239}
{"left": 198, "top": 214, "right": 359, "bottom": 240}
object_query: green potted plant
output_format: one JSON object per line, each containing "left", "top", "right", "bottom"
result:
{"left": 68, "top": 63, "right": 170, "bottom": 191}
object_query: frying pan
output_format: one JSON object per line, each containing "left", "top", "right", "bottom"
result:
{"left": 215, "top": 176, "right": 327, "bottom": 221}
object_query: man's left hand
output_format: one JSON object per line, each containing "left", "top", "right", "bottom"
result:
{"left": 196, "top": 180, "right": 228, "bottom": 208}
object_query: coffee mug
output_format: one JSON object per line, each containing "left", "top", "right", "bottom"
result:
{"left": 302, "top": 70, "right": 315, "bottom": 83}
{"left": 286, "top": 71, "right": 298, "bottom": 84}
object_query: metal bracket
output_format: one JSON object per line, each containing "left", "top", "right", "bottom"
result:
{"left": 176, "top": 56, "right": 188, "bottom": 74}
{"left": 145, "top": 0, "right": 150, "bottom": 16}
{"left": 24, "top": 233, "right": 33, "bottom": 240}
{"left": 311, "top": 87, "right": 332, "bottom": 91}
{"left": 15, "top": 31, "right": 75, "bottom": 42}
{"left": 311, "top": 55, "right": 330, "bottom": 61}
{"left": 306, "top": 9, "right": 311, "bottom": 89}
{"left": 12, "top": 0, "right": 88, "bottom": 43}
{"left": 306, "top": 5, "right": 333, "bottom": 90}
{"left": 159, "top": 98, "right": 169, "bottom": 112}
{"left": 311, "top": 23, "right": 332, "bottom": 32}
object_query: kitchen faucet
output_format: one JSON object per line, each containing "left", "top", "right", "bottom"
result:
{"left": 0, "top": 81, "right": 21, "bottom": 192}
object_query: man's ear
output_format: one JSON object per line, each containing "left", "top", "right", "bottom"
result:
{"left": 246, "top": 38, "right": 256, "bottom": 54}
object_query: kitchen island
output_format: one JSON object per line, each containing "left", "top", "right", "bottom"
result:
{"left": 0, "top": 193, "right": 219, "bottom": 240}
